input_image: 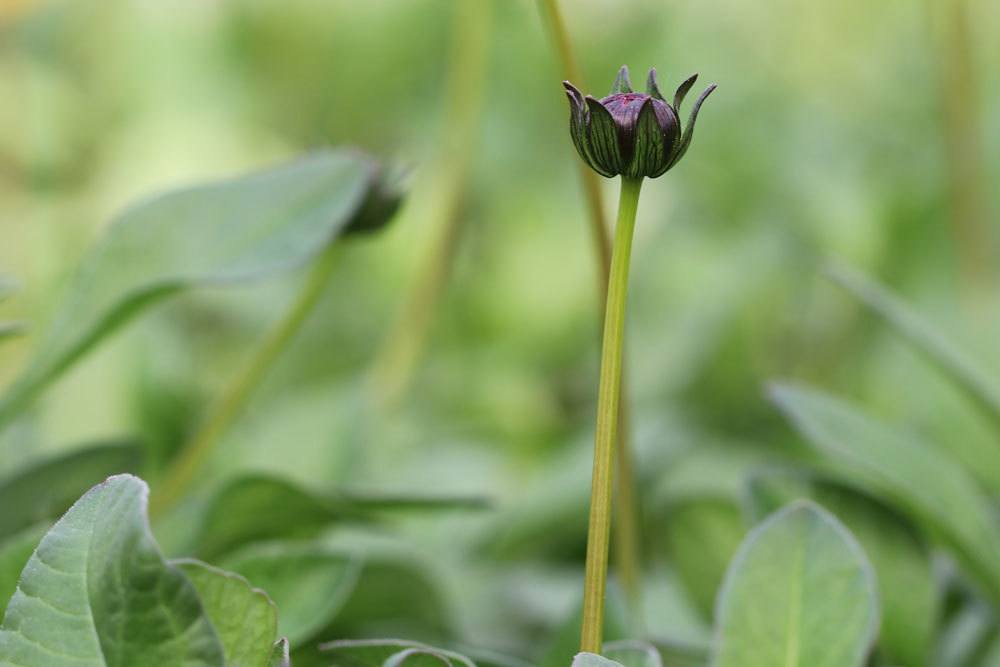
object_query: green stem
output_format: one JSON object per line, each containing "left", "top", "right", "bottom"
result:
{"left": 538, "top": 0, "right": 644, "bottom": 626}
{"left": 368, "top": 0, "right": 491, "bottom": 409}
{"left": 150, "top": 243, "right": 341, "bottom": 517}
{"left": 580, "top": 176, "right": 643, "bottom": 654}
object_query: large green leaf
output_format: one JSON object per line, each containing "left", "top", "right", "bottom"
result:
{"left": 0, "top": 474, "right": 224, "bottom": 666}
{"left": 221, "top": 542, "right": 361, "bottom": 646}
{"left": 174, "top": 559, "right": 278, "bottom": 667}
{"left": 770, "top": 382, "right": 1000, "bottom": 603}
{"left": 320, "top": 639, "right": 475, "bottom": 666}
{"left": 745, "top": 470, "right": 935, "bottom": 667}
{"left": 0, "top": 442, "right": 141, "bottom": 538}
{"left": 711, "top": 502, "right": 878, "bottom": 667}
{"left": 828, "top": 263, "right": 1000, "bottom": 431}
{"left": 0, "top": 150, "right": 392, "bottom": 426}
{"left": 196, "top": 474, "right": 487, "bottom": 560}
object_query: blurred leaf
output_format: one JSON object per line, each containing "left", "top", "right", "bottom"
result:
{"left": 0, "top": 441, "right": 141, "bottom": 538}
{"left": 0, "top": 150, "right": 387, "bottom": 427}
{"left": 320, "top": 639, "right": 475, "bottom": 666}
{"left": 649, "top": 639, "right": 707, "bottom": 667}
{"left": 662, "top": 497, "right": 745, "bottom": 620}
{"left": 534, "top": 601, "right": 626, "bottom": 667}
{"left": 0, "top": 322, "right": 26, "bottom": 343}
{"left": 712, "top": 502, "right": 878, "bottom": 667}
{"left": 603, "top": 640, "right": 662, "bottom": 667}
{"left": 0, "top": 522, "right": 48, "bottom": 605}
{"left": 269, "top": 638, "right": 291, "bottom": 667}
{"left": 196, "top": 473, "right": 488, "bottom": 560}
{"left": 745, "top": 470, "right": 935, "bottom": 667}
{"left": 770, "top": 382, "right": 1000, "bottom": 604}
{"left": 174, "top": 558, "right": 278, "bottom": 667}
{"left": 0, "top": 475, "right": 224, "bottom": 665}
{"left": 572, "top": 654, "right": 624, "bottom": 667}
{"left": 829, "top": 263, "right": 1000, "bottom": 432}
{"left": 221, "top": 542, "right": 361, "bottom": 646}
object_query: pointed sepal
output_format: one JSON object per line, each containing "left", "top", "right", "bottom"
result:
{"left": 673, "top": 73, "right": 699, "bottom": 111}
{"left": 668, "top": 84, "right": 717, "bottom": 169}
{"left": 646, "top": 68, "right": 665, "bottom": 101}
{"left": 610, "top": 65, "right": 633, "bottom": 95}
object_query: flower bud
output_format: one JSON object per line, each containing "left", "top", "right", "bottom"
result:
{"left": 564, "top": 66, "right": 716, "bottom": 179}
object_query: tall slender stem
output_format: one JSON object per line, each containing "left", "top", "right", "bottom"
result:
{"left": 538, "top": 0, "right": 645, "bottom": 624}
{"left": 368, "top": 0, "right": 491, "bottom": 409}
{"left": 150, "top": 243, "right": 341, "bottom": 517}
{"left": 580, "top": 176, "right": 643, "bottom": 654}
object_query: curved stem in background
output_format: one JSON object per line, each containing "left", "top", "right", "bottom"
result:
{"left": 150, "top": 243, "right": 341, "bottom": 518}
{"left": 538, "top": 0, "right": 644, "bottom": 627}
{"left": 580, "top": 176, "right": 643, "bottom": 654}
{"left": 932, "top": 0, "right": 994, "bottom": 290}
{"left": 367, "top": 0, "right": 492, "bottom": 409}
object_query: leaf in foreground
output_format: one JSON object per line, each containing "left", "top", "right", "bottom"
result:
{"left": 770, "top": 381, "right": 1000, "bottom": 604}
{"left": 320, "top": 639, "right": 475, "bottom": 666}
{"left": 571, "top": 654, "right": 625, "bottom": 667}
{"left": 174, "top": 559, "right": 278, "bottom": 667}
{"left": 0, "top": 150, "right": 389, "bottom": 427}
{"left": 0, "top": 474, "right": 224, "bottom": 666}
{"left": 711, "top": 501, "right": 878, "bottom": 667}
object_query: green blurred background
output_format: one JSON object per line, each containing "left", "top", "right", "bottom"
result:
{"left": 1, "top": 0, "right": 999, "bottom": 655}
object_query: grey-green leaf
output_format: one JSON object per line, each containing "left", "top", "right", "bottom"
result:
{"left": 320, "top": 639, "right": 475, "bottom": 667}
{"left": 572, "top": 654, "right": 625, "bottom": 667}
{"left": 828, "top": 263, "right": 1000, "bottom": 432}
{"left": 0, "top": 474, "right": 224, "bottom": 666}
{"left": 0, "top": 442, "right": 141, "bottom": 538}
{"left": 745, "top": 471, "right": 935, "bottom": 667}
{"left": 0, "top": 523, "right": 48, "bottom": 605}
{"left": 711, "top": 501, "right": 878, "bottom": 667}
{"left": 174, "top": 559, "right": 278, "bottom": 667}
{"left": 0, "top": 150, "right": 387, "bottom": 427}
{"left": 770, "top": 381, "right": 1000, "bottom": 604}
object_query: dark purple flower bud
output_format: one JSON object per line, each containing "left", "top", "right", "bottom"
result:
{"left": 564, "top": 65, "right": 716, "bottom": 179}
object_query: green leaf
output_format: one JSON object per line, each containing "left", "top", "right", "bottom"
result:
{"left": 770, "top": 382, "right": 1000, "bottom": 604}
{"left": 173, "top": 559, "right": 278, "bottom": 667}
{"left": 269, "top": 639, "right": 291, "bottom": 667}
{"left": 0, "top": 442, "right": 141, "bottom": 538}
{"left": 745, "top": 470, "right": 935, "bottom": 667}
{"left": 0, "top": 523, "right": 48, "bottom": 605}
{"left": 571, "top": 654, "right": 625, "bottom": 667}
{"left": 320, "top": 639, "right": 475, "bottom": 666}
{"left": 196, "top": 474, "right": 487, "bottom": 560}
{"left": 662, "top": 498, "right": 745, "bottom": 619}
{"left": 0, "top": 150, "right": 389, "bottom": 426}
{"left": 0, "top": 474, "right": 224, "bottom": 666}
{"left": 828, "top": 263, "right": 1000, "bottom": 432}
{"left": 221, "top": 543, "right": 361, "bottom": 646}
{"left": 711, "top": 501, "right": 878, "bottom": 667}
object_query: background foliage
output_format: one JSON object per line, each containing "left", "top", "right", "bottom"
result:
{"left": 1, "top": 0, "right": 999, "bottom": 665}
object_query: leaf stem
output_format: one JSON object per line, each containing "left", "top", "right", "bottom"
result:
{"left": 150, "top": 243, "right": 341, "bottom": 518}
{"left": 538, "top": 0, "right": 645, "bottom": 625}
{"left": 580, "top": 176, "right": 643, "bottom": 653}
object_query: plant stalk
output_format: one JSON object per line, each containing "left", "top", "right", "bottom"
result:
{"left": 150, "top": 243, "right": 341, "bottom": 517}
{"left": 580, "top": 176, "right": 643, "bottom": 654}
{"left": 367, "top": 0, "right": 491, "bottom": 409}
{"left": 538, "top": 0, "right": 644, "bottom": 624}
